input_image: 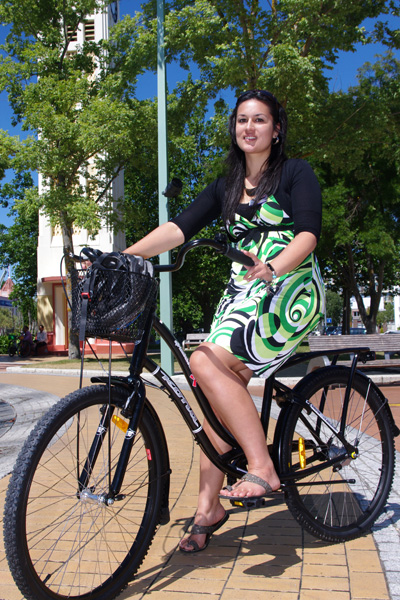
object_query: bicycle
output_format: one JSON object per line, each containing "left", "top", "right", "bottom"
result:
{"left": 4, "top": 238, "right": 399, "bottom": 600}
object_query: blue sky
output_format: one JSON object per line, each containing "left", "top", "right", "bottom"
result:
{"left": 0, "top": 4, "right": 399, "bottom": 228}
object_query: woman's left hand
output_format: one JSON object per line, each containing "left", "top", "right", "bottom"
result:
{"left": 241, "top": 251, "right": 273, "bottom": 283}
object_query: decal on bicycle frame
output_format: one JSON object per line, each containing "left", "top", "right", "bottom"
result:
{"left": 161, "top": 371, "right": 201, "bottom": 429}
{"left": 190, "top": 374, "right": 197, "bottom": 387}
{"left": 174, "top": 339, "right": 190, "bottom": 367}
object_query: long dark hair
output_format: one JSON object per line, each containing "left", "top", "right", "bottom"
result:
{"left": 223, "top": 90, "right": 288, "bottom": 223}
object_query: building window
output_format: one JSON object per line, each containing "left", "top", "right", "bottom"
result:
{"left": 52, "top": 224, "right": 62, "bottom": 238}
{"left": 67, "top": 25, "right": 78, "bottom": 42}
{"left": 84, "top": 20, "right": 95, "bottom": 41}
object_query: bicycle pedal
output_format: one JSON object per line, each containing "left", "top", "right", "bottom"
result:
{"left": 228, "top": 496, "right": 268, "bottom": 509}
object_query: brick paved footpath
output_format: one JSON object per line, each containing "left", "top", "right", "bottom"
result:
{"left": 0, "top": 371, "right": 394, "bottom": 600}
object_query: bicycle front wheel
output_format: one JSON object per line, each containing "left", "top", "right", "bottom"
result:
{"left": 280, "top": 366, "right": 395, "bottom": 542}
{"left": 4, "top": 385, "right": 168, "bottom": 600}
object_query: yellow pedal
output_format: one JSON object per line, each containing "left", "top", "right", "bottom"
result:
{"left": 112, "top": 415, "right": 129, "bottom": 433}
{"left": 298, "top": 437, "right": 306, "bottom": 469}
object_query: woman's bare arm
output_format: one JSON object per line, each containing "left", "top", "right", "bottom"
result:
{"left": 123, "top": 221, "right": 185, "bottom": 259}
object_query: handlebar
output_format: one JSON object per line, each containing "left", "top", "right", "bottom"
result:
{"left": 68, "top": 237, "right": 255, "bottom": 271}
{"left": 154, "top": 237, "right": 255, "bottom": 272}
{"left": 68, "top": 247, "right": 103, "bottom": 263}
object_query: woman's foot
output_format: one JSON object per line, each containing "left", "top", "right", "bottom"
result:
{"left": 219, "top": 470, "right": 281, "bottom": 499}
{"left": 179, "top": 505, "right": 228, "bottom": 553}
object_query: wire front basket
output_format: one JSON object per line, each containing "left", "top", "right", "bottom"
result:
{"left": 71, "top": 267, "right": 158, "bottom": 343}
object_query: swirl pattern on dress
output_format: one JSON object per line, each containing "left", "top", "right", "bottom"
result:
{"left": 207, "top": 196, "right": 325, "bottom": 378}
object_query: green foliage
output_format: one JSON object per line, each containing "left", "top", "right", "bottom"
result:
{"left": 377, "top": 302, "right": 395, "bottom": 328}
{"left": 0, "top": 308, "right": 13, "bottom": 332}
{"left": 0, "top": 0, "right": 163, "bottom": 251}
{"left": 325, "top": 290, "right": 343, "bottom": 326}
{"left": 124, "top": 99, "right": 230, "bottom": 331}
{"left": 1, "top": 0, "right": 399, "bottom": 339}
{"left": 317, "top": 54, "right": 400, "bottom": 332}
{"left": 0, "top": 333, "right": 12, "bottom": 353}
{"left": 0, "top": 0, "right": 166, "bottom": 355}
{"left": 160, "top": 0, "right": 395, "bottom": 155}
{"left": 0, "top": 172, "right": 38, "bottom": 322}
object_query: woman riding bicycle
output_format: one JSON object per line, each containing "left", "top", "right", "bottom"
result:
{"left": 124, "top": 89, "right": 325, "bottom": 553}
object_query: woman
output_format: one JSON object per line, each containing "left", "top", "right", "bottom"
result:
{"left": 124, "top": 90, "right": 325, "bottom": 553}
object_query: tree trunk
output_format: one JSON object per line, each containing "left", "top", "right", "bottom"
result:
{"left": 342, "top": 288, "right": 351, "bottom": 334}
{"left": 61, "top": 216, "right": 80, "bottom": 359}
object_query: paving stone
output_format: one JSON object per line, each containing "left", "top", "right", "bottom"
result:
{"left": 0, "top": 371, "right": 398, "bottom": 600}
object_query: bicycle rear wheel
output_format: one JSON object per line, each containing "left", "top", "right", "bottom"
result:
{"left": 4, "top": 385, "right": 168, "bottom": 600}
{"left": 280, "top": 366, "right": 395, "bottom": 542}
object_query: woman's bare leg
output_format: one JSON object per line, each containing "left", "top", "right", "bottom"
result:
{"left": 179, "top": 342, "right": 280, "bottom": 551}
{"left": 179, "top": 419, "right": 229, "bottom": 551}
{"left": 191, "top": 343, "right": 280, "bottom": 494}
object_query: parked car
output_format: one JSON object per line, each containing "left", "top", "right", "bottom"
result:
{"left": 349, "top": 328, "right": 366, "bottom": 335}
{"left": 323, "top": 326, "right": 340, "bottom": 335}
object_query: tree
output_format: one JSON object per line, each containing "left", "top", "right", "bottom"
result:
{"left": 0, "top": 0, "right": 159, "bottom": 356}
{"left": 377, "top": 301, "right": 395, "bottom": 330}
{"left": 124, "top": 99, "right": 231, "bottom": 332}
{"left": 160, "top": 0, "right": 397, "bottom": 153}
{"left": 134, "top": 0, "right": 400, "bottom": 333}
{"left": 0, "top": 307, "right": 13, "bottom": 332}
{"left": 0, "top": 172, "right": 38, "bottom": 325}
{"left": 316, "top": 54, "right": 400, "bottom": 333}
{"left": 325, "top": 290, "right": 342, "bottom": 327}
{"left": 2, "top": 0, "right": 399, "bottom": 342}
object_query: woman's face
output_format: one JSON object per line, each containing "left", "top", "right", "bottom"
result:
{"left": 235, "top": 98, "right": 278, "bottom": 158}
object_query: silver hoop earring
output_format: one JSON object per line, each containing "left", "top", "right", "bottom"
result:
{"left": 273, "top": 136, "right": 279, "bottom": 145}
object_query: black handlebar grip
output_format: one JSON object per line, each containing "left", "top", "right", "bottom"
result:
{"left": 81, "top": 247, "right": 103, "bottom": 262}
{"left": 224, "top": 246, "right": 255, "bottom": 266}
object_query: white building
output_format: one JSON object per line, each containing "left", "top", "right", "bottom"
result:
{"left": 350, "top": 291, "right": 400, "bottom": 332}
{"left": 36, "top": 3, "right": 124, "bottom": 353}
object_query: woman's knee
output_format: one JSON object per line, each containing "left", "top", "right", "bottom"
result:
{"left": 190, "top": 343, "right": 215, "bottom": 378}
{"left": 190, "top": 343, "right": 252, "bottom": 386}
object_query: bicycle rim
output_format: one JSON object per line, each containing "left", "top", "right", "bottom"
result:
{"left": 4, "top": 385, "right": 165, "bottom": 600}
{"left": 281, "top": 367, "right": 395, "bottom": 542}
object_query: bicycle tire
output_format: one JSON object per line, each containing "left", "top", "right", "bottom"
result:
{"left": 8, "top": 343, "right": 16, "bottom": 357}
{"left": 4, "top": 385, "right": 168, "bottom": 600}
{"left": 280, "top": 366, "right": 395, "bottom": 542}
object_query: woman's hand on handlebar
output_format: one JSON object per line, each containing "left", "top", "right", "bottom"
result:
{"left": 242, "top": 251, "right": 275, "bottom": 283}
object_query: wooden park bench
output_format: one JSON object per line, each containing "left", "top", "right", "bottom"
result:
{"left": 182, "top": 332, "right": 209, "bottom": 350}
{"left": 307, "top": 333, "right": 400, "bottom": 371}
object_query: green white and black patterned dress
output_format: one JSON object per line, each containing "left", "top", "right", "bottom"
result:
{"left": 171, "top": 158, "right": 325, "bottom": 379}
{"left": 207, "top": 196, "right": 325, "bottom": 378}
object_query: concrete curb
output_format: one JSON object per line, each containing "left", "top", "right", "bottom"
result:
{"left": 5, "top": 366, "right": 400, "bottom": 388}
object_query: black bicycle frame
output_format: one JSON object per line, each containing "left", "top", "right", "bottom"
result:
{"left": 81, "top": 315, "right": 379, "bottom": 495}
{"left": 73, "top": 237, "right": 399, "bottom": 498}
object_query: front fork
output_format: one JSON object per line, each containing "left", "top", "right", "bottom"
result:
{"left": 77, "top": 378, "right": 146, "bottom": 503}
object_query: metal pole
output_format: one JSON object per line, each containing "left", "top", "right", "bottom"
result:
{"left": 157, "top": 0, "right": 174, "bottom": 374}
